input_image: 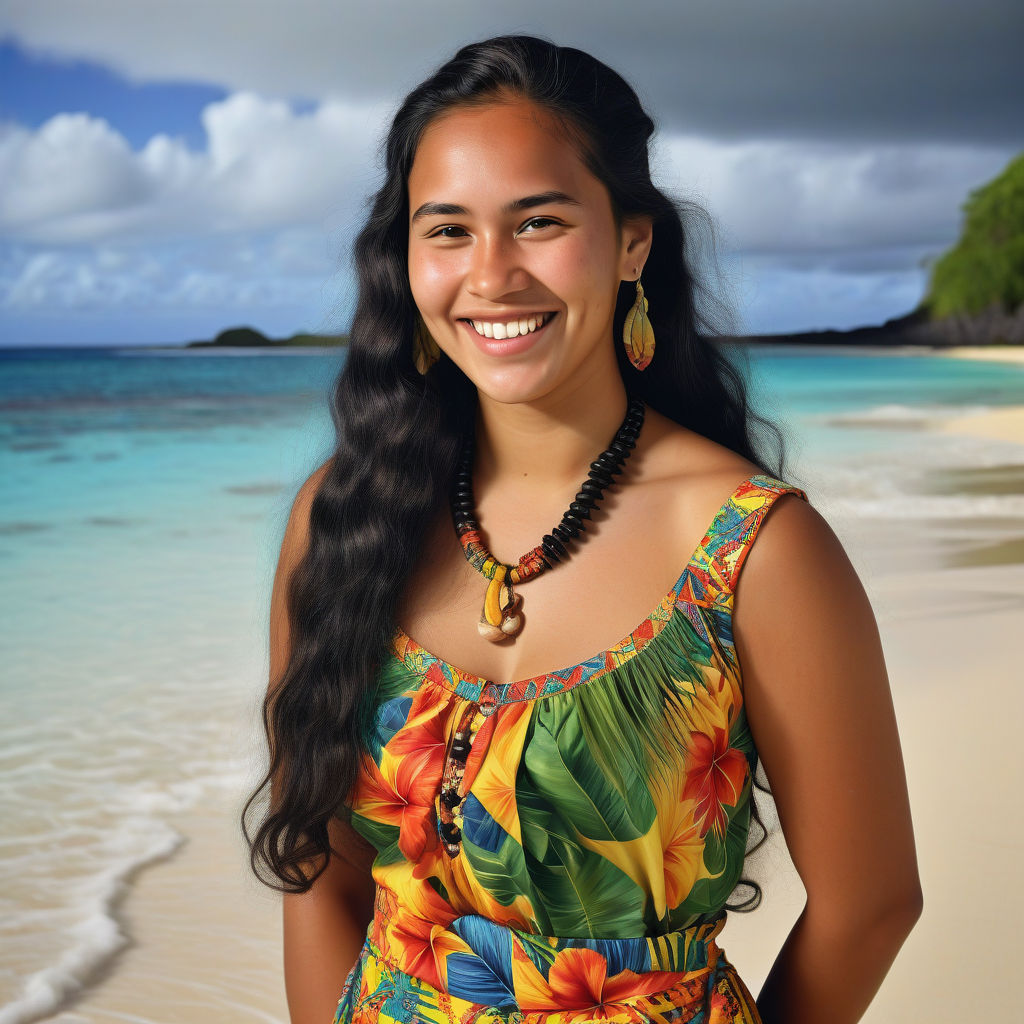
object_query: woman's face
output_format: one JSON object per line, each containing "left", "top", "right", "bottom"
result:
{"left": 406, "top": 97, "right": 650, "bottom": 403}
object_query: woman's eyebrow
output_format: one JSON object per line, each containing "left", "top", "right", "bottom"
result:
{"left": 410, "top": 190, "right": 581, "bottom": 224}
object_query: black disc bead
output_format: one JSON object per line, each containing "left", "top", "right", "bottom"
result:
{"left": 569, "top": 501, "right": 592, "bottom": 520}
{"left": 580, "top": 481, "right": 604, "bottom": 497}
{"left": 544, "top": 532, "right": 569, "bottom": 557}
{"left": 552, "top": 524, "right": 575, "bottom": 543}
{"left": 542, "top": 533, "right": 568, "bottom": 558}
{"left": 560, "top": 515, "right": 583, "bottom": 535}
{"left": 587, "top": 469, "right": 614, "bottom": 488}
{"left": 573, "top": 492, "right": 598, "bottom": 509}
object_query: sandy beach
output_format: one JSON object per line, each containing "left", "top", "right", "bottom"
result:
{"left": 929, "top": 346, "right": 1024, "bottom": 444}
{"left": 938, "top": 344, "right": 1024, "bottom": 365}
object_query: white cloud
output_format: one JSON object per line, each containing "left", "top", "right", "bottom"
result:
{"left": 2, "top": 228, "right": 348, "bottom": 312}
{"left": 0, "top": 115, "right": 150, "bottom": 230}
{"left": 653, "top": 134, "right": 1014, "bottom": 264}
{"left": 0, "top": 92, "right": 386, "bottom": 245}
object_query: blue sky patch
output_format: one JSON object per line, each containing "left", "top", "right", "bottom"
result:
{"left": 0, "top": 38, "right": 225, "bottom": 147}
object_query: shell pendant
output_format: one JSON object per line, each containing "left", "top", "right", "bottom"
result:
{"left": 477, "top": 567, "right": 523, "bottom": 642}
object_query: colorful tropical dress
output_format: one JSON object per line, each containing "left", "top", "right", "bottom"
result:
{"left": 332, "top": 475, "right": 809, "bottom": 1024}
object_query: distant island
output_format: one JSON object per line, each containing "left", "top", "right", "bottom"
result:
{"left": 186, "top": 326, "right": 348, "bottom": 348}
{"left": 187, "top": 150, "right": 1023, "bottom": 352}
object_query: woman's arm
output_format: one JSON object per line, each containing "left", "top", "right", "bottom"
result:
{"left": 734, "top": 495, "right": 923, "bottom": 1024}
{"left": 269, "top": 461, "right": 377, "bottom": 1024}
{"left": 282, "top": 819, "right": 376, "bottom": 1024}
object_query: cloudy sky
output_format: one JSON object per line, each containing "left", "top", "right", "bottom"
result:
{"left": 1, "top": 0, "right": 1021, "bottom": 346}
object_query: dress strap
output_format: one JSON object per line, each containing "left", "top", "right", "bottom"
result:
{"left": 705, "top": 474, "right": 810, "bottom": 601}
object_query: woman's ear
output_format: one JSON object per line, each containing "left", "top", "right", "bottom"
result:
{"left": 619, "top": 215, "right": 654, "bottom": 279}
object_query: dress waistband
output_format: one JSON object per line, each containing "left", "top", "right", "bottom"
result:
{"left": 365, "top": 908, "right": 729, "bottom": 1013}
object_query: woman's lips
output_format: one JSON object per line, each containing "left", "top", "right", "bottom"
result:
{"left": 460, "top": 312, "right": 557, "bottom": 356}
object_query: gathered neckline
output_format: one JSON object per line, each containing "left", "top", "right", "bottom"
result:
{"left": 390, "top": 473, "right": 787, "bottom": 702}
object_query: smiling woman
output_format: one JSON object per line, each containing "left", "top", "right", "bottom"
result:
{"left": 241, "top": 34, "right": 921, "bottom": 1024}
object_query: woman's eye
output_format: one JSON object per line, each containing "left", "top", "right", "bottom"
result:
{"left": 520, "top": 217, "right": 558, "bottom": 232}
{"left": 431, "top": 225, "right": 467, "bottom": 239}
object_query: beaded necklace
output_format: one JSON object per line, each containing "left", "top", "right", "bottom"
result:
{"left": 449, "top": 395, "right": 646, "bottom": 642}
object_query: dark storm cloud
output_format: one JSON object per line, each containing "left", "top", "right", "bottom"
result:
{"left": 3, "top": 0, "right": 1022, "bottom": 145}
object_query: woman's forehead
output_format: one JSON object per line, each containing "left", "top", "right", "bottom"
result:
{"left": 408, "top": 100, "right": 593, "bottom": 208}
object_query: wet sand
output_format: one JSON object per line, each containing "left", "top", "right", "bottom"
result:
{"left": 51, "top": 790, "right": 289, "bottom": 1024}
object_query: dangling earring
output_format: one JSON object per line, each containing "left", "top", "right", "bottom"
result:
{"left": 412, "top": 316, "right": 441, "bottom": 375}
{"left": 622, "top": 271, "right": 655, "bottom": 372}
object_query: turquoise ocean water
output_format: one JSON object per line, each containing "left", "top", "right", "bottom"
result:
{"left": 1, "top": 343, "right": 1022, "bottom": 1021}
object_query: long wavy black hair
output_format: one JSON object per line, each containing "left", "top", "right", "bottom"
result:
{"left": 242, "top": 34, "right": 798, "bottom": 914}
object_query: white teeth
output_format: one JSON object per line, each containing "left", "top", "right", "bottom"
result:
{"left": 469, "top": 313, "right": 550, "bottom": 340}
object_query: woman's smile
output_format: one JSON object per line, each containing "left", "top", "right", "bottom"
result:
{"left": 458, "top": 311, "right": 558, "bottom": 355}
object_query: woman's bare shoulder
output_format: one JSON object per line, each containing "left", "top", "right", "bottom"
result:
{"left": 730, "top": 465, "right": 869, "bottom": 675}
{"left": 643, "top": 408, "right": 768, "bottom": 508}
{"left": 281, "top": 456, "right": 336, "bottom": 553}
{"left": 272, "top": 457, "right": 336, "bottom": 629}
{"left": 295, "top": 455, "right": 335, "bottom": 513}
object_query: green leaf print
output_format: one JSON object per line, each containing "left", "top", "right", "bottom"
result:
{"left": 525, "top": 827, "right": 649, "bottom": 937}
{"left": 510, "top": 928, "right": 558, "bottom": 973}
{"left": 523, "top": 699, "right": 655, "bottom": 842}
{"left": 462, "top": 831, "right": 534, "bottom": 909}
{"left": 676, "top": 796, "right": 752, "bottom": 917}
{"left": 351, "top": 812, "right": 402, "bottom": 866}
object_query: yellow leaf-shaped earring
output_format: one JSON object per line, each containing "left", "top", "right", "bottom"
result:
{"left": 622, "top": 277, "right": 655, "bottom": 371}
{"left": 412, "top": 317, "right": 441, "bottom": 375}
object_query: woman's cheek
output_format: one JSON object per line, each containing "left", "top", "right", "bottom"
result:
{"left": 413, "top": 250, "right": 465, "bottom": 297}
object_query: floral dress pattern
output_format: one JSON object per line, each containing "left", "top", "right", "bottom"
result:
{"left": 332, "top": 475, "right": 809, "bottom": 1024}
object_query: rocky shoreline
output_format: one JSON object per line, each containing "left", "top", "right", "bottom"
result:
{"left": 738, "top": 304, "right": 1024, "bottom": 348}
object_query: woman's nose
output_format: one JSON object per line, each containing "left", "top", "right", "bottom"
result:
{"left": 465, "top": 236, "right": 527, "bottom": 298}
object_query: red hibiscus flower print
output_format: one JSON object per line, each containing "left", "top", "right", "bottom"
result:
{"left": 682, "top": 725, "right": 747, "bottom": 839}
